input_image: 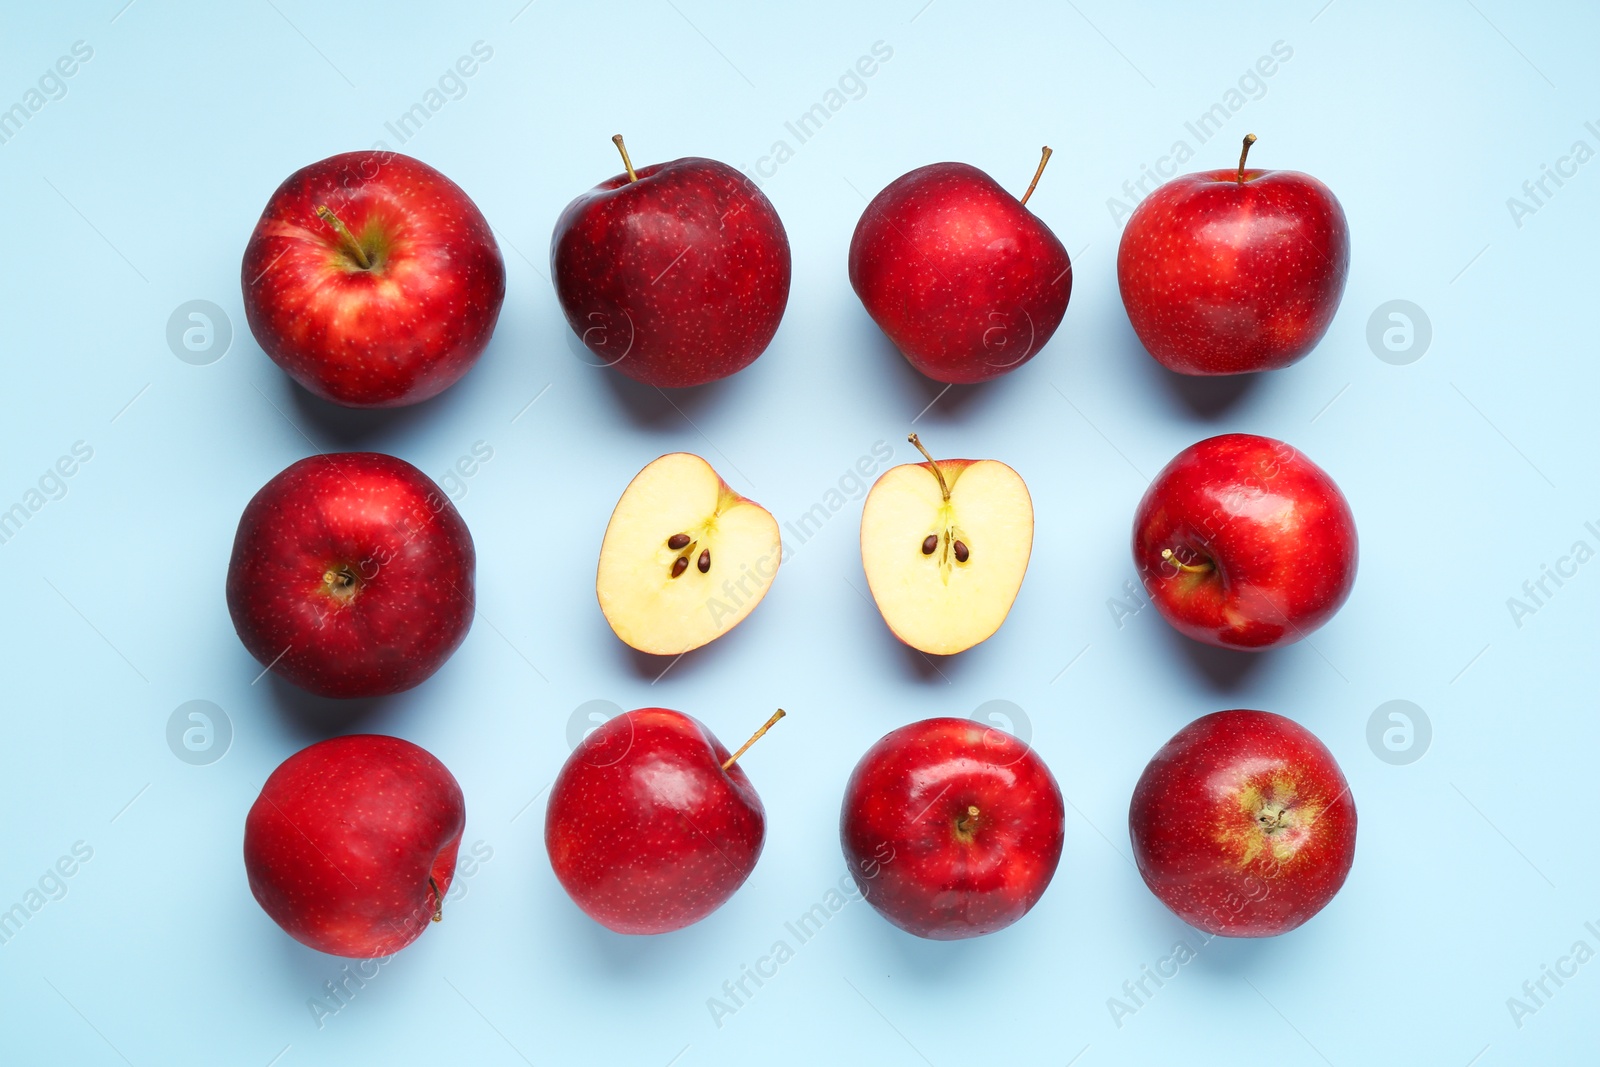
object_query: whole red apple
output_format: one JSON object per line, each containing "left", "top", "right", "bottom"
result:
{"left": 1117, "top": 134, "right": 1349, "bottom": 375}
{"left": 241, "top": 150, "right": 506, "bottom": 407}
{"left": 226, "top": 452, "right": 475, "bottom": 697}
{"left": 550, "top": 136, "right": 790, "bottom": 388}
{"left": 848, "top": 148, "right": 1072, "bottom": 384}
{"left": 544, "top": 708, "right": 781, "bottom": 934}
{"left": 840, "top": 716, "right": 1064, "bottom": 940}
{"left": 244, "top": 734, "right": 466, "bottom": 957}
{"left": 1133, "top": 433, "right": 1356, "bottom": 650}
{"left": 1129, "top": 709, "right": 1356, "bottom": 937}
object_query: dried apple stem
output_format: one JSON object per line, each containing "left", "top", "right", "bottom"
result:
{"left": 612, "top": 134, "right": 639, "bottom": 183}
{"left": 314, "top": 205, "right": 372, "bottom": 270}
{"left": 1020, "top": 146, "right": 1053, "bottom": 206}
{"left": 722, "top": 709, "right": 786, "bottom": 770}
{"left": 907, "top": 433, "right": 951, "bottom": 502}
{"left": 1237, "top": 133, "right": 1257, "bottom": 184}
{"left": 1162, "top": 548, "right": 1213, "bottom": 575}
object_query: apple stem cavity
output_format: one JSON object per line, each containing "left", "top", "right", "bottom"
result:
{"left": 722, "top": 708, "right": 786, "bottom": 771}
{"left": 954, "top": 804, "right": 981, "bottom": 842}
{"left": 1019, "top": 146, "right": 1053, "bottom": 207}
{"left": 1237, "top": 133, "right": 1258, "bottom": 184}
{"left": 428, "top": 876, "right": 443, "bottom": 922}
{"left": 612, "top": 133, "right": 639, "bottom": 183}
{"left": 322, "top": 564, "right": 362, "bottom": 603}
{"left": 314, "top": 205, "right": 373, "bottom": 271}
{"left": 1161, "top": 548, "right": 1213, "bottom": 576}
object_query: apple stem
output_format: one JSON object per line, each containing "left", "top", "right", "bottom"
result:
{"left": 1019, "top": 146, "right": 1053, "bottom": 207}
{"left": 722, "top": 709, "right": 785, "bottom": 771}
{"left": 1237, "top": 133, "right": 1257, "bottom": 184}
{"left": 314, "top": 205, "right": 372, "bottom": 270}
{"left": 612, "top": 134, "right": 639, "bottom": 183}
{"left": 956, "top": 805, "right": 980, "bottom": 838}
{"left": 906, "top": 433, "right": 951, "bottom": 502}
{"left": 1161, "top": 548, "right": 1213, "bottom": 575}
{"left": 428, "top": 877, "right": 443, "bottom": 922}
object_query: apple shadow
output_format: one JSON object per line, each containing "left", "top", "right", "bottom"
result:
{"left": 264, "top": 673, "right": 396, "bottom": 740}
{"left": 849, "top": 904, "right": 1004, "bottom": 982}
{"left": 564, "top": 328, "right": 739, "bottom": 431}
{"left": 1119, "top": 322, "right": 1259, "bottom": 420}
{"left": 864, "top": 323, "right": 998, "bottom": 425}
{"left": 284, "top": 379, "right": 460, "bottom": 451}
{"left": 1161, "top": 625, "right": 1270, "bottom": 695}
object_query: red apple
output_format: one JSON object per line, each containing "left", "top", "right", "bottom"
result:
{"left": 241, "top": 150, "right": 506, "bottom": 407}
{"left": 1117, "top": 134, "right": 1349, "bottom": 375}
{"left": 1133, "top": 433, "right": 1356, "bottom": 650}
{"left": 244, "top": 734, "right": 466, "bottom": 957}
{"left": 848, "top": 148, "right": 1072, "bottom": 384}
{"left": 840, "top": 717, "right": 1064, "bottom": 940}
{"left": 226, "top": 452, "right": 475, "bottom": 697}
{"left": 544, "top": 707, "right": 781, "bottom": 934}
{"left": 550, "top": 136, "right": 790, "bottom": 388}
{"left": 1129, "top": 710, "right": 1356, "bottom": 937}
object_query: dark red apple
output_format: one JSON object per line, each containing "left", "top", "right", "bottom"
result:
{"left": 244, "top": 734, "right": 466, "bottom": 957}
{"left": 550, "top": 135, "right": 790, "bottom": 388}
{"left": 544, "top": 707, "right": 781, "bottom": 934}
{"left": 840, "top": 716, "right": 1064, "bottom": 940}
{"left": 1129, "top": 709, "right": 1356, "bottom": 937}
{"left": 241, "top": 150, "right": 506, "bottom": 407}
{"left": 226, "top": 452, "right": 475, "bottom": 697}
{"left": 1133, "top": 433, "right": 1356, "bottom": 650}
{"left": 1117, "top": 134, "right": 1349, "bottom": 375}
{"left": 848, "top": 148, "right": 1072, "bottom": 384}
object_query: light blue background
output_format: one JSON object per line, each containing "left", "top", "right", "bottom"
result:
{"left": 2, "top": 1, "right": 1596, "bottom": 1063}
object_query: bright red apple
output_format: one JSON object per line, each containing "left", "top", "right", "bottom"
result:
{"left": 1117, "top": 134, "right": 1349, "bottom": 375}
{"left": 551, "top": 135, "right": 791, "bottom": 388}
{"left": 241, "top": 150, "right": 506, "bottom": 407}
{"left": 848, "top": 148, "right": 1072, "bottom": 384}
{"left": 1129, "top": 709, "right": 1357, "bottom": 937}
{"left": 244, "top": 734, "right": 466, "bottom": 957}
{"left": 840, "top": 717, "right": 1064, "bottom": 940}
{"left": 226, "top": 452, "right": 475, "bottom": 697}
{"left": 1133, "top": 433, "right": 1356, "bottom": 650}
{"left": 544, "top": 707, "right": 782, "bottom": 934}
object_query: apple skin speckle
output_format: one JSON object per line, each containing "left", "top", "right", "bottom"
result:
{"left": 241, "top": 151, "right": 506, "bottom": 408}
{"left": 244, "top": 734, "right": 466, "bottom": 958}
{"left": 1129, "top": 709, "right": 1357, "bottom": 937}
{"left": 545, "top": 708, "right": 765, "bottom": 935}
{"left": 225, "top": 451, "right": 475, "bottom": 698}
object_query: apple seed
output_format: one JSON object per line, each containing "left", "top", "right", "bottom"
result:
{"left": 697, "top": 549, "right": 710, "bottom": 573}
{"left": 953, "top": 540, "right": 970, "bottom": 563}
{"left": 667, "top": 532, "right": 691, "bottom": 550}
{"left": 671, "top": 556, "right": 689, "bottom": 578}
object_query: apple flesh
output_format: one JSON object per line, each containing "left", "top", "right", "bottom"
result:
{"left": 1129, "top": 709, "right": 1357, "bottom": 937}
{"left": 244, "top": 734, "right": 466, "bottom": 957}
{"left": 551, "top": 137, "right": 791, "bottom": 388}
{"left": 840, "top": 717, "right": 1064, "bottom": 940}
{"left": 1133, "top": 433, "right": 1356, "bottom": 650}
{"left": 848, "top": 150, "right": 1072, "bottom": 384}
{"left": 596, "top": 453, "right": 780, "bottom": 656}
{"left": 860, "top": 434, "right": 1032, "bottom": 655}
{"left": 1117, "top": 134, "right": 1349, "bottom": 375}
{"left": 226, "top": 451, "right": 475, "bottom": 697}
{"left": 241, "top": 150, "right": 506, "bottom": 407}
{"left": 545, "top": 707, "right": 777, "bottom": 934}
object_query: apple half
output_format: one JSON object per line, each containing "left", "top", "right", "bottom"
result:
{"left": 860, "top": 435, "right": 1033, "bottom": 655}
{"left": 597, "top": 453, "right": 781, "bottom": 655}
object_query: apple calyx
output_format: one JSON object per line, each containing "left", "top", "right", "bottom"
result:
{"left": 721, "top": 708, "right": 786, "bottom": 771}
{"left": 314, "top": 205, "right": 375, "bottom": 271}
{"left": 1019, "top": 146, "right": 1053, "bottom": 207}
{"left": 428, "top": 876, "right": 443, "bottom": 922}
{"left": 1160, "top": 547, "right": 1213, "bottom": 576}
{"left": 611, "top": 133, "right": 639, "bottom": 183}
{"left": 907, "top": 433, "right": 973, "bottom": 574}
{"left": 1236, "top": 133, "right": 1258, "bottom": 184}
{"left": 321, "top": 563, "right": 364, "bottom": 604}
{"left": 953, "top": 804, "right": 982, "bottom": 844}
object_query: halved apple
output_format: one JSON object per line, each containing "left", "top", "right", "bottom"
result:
{"left": 860, "top": 435, "right": 1033, "bottom": 655}
{"left": 596, "top": 453, "right": 781, "bottom": 655}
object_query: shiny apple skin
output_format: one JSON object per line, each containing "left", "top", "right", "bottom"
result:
{"left": 1117, "top": 167, "right": 1349, "bottom": 375}
{"left": 225, "top": 452, "right": 475, "bottom": 698}
{"left": 849, "top": 163, "right": 1072, "bottom": 384}
{"left": 840, "top": 717, "right": 1064, "bottom": 940}
{"left": 241, "top": 151, "right": 506, "bottom": 407}
{"left": 1129, "top": 710, "right": 1357, "bottom": 937}
{"left": 550, "top": 158, "right": 791, "bottom": 388}
{"left": 544, "top": 708, "right": 765, "bottom": 934}
{"left": 244, "top": 734, "right": 466, "bottom": 957}
{"left": 1132, "top": 433, "right": 1357, "bottom": 650}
